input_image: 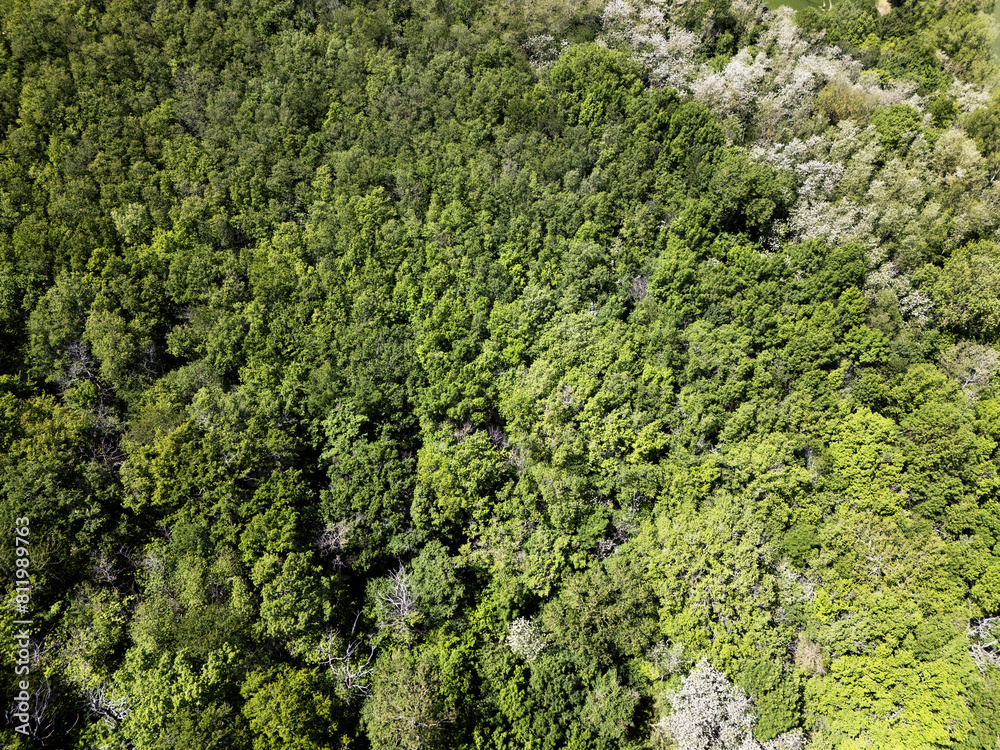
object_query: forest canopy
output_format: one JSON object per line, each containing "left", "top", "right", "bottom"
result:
{"left": 1, "top": 0, "right": 1000, "bottom": 747}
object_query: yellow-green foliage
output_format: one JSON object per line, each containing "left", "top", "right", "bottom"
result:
{"left": 1, "top": 0, "right": 999, "bottom": 747}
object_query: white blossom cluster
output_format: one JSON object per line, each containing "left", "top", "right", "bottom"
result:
{"left": 690, "top": 48, "right": 769, "bottom": 127}
{"left": 601, "top": 0, "right": 701, "bottom": 90}
{"left": 647, "top": 639, "right": 688, "bottom": 677}
{"left": 600, "top": 3, "right": 922, "bottom": 138}
{"left": 940, "top": 342, "right": 1000, "bottom": 396}
{"left": 601, "top": 0, "right": 1000, "bottom": 335}
{"left": 774, "top": 558, "right": 817, "bottom": 604}
{"left": 506, "top": 617, "right": 547, "bottom": 661}
{"left": 947, "top": 78, "right": 991, "bottom": 114}
{"left": 787, "top": 198, "right": 877, "bottom": 246}
{"left": 525, "top": 33, "right": 570, "bottom": 72}
{"left": 654, "top": 659, "right": 808, "bottom": 750}
{"left": 655, "top": 658, "right": 758, "bottom": 750}
{"left": 750, "top": 118, "right": 997, "bottom": 320}
{"left": 763, "top": 729, "right": 808, "bottom": 750}
{"left": 865, "top": 260, "right": 934, "bottom": 323}
{"left": 795, "top": 160, "right": 844, "bottom": 201}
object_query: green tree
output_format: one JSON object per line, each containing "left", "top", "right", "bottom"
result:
{"left": 364, "top": 647, "right": 455, "bottom": 750}
{"left": 241, "top": 667, "right": 341, "bottom": 750}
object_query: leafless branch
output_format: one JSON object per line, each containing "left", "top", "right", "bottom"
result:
{"left": 319, "top": 613, "right": 376, "bottom": 704}
{"left": 84, "top": 685, "right": 130, "bottom": 727}
{"left": 969, "top": 617, "right": 1000, "bottom": 674}
{"left": 382, "top": 565, "right": 417, "bottom": 627}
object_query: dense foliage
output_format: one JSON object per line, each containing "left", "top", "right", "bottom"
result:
{"left": 1, "top": 0, "right": 1000, "bottom": 747}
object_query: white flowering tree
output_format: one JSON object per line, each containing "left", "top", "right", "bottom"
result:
{"left": 506, "top": 617, "right": 547, "bottom": 662}
{"left": 656, "top": 659, "right": 759, "bottom": 750}
{"left": 655, "top": 659, "right": 807, "bottom": 750}
{"left": 600, "top": 0, "right": 702, "bottom": 91}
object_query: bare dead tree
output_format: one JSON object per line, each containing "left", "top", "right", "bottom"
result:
{"left": 6, "top": 677, "right": 73, "bottom": 746}
{"left": 206, "top": 579, "right": 227, "bottom": 603}
{"left": 91, "top": 545, "right": 139, "bottom": 591}
{"left": 969, "top": 617, "right": 1000, "bottom": 674}
{"left": 630, "top": 275, "right": 649, "bottom": 302}
{"left": 319, "top": 613, "right": 376, "bottom": 705}
{"left": 81, "top": 404, "right": 126, "bottom": 470}
{"left": 32, "top": 679, "right": 57, "bottom": 744}
{"left": 381, "top": 565, "right": 417, "bottom": 629}
{"left": 58, "top": 339, "right": 97, "bottom": 390}
{"left": 316, "top": 519, "right": 354, "bottom": 571}
{"left": 84, "top": 685, "right": 130, "bottom": 727}
{"left": 92, "top": 549, "right": 118, "bottom": 584}
{"left": 485, "top": 423, "right": 508, "bottom": 448}
{"left": 137, "top": 342, "right": 162, "bottom": 383}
